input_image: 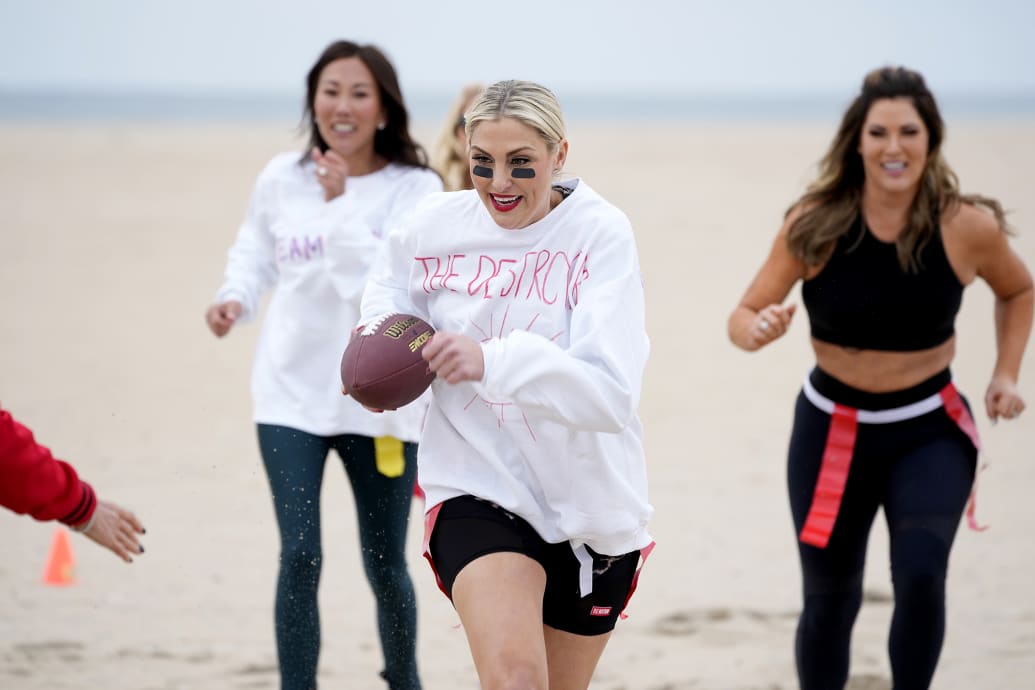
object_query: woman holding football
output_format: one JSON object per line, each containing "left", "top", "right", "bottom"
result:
{"left": 355, "top": 79, "right": 654, "bottom": 690}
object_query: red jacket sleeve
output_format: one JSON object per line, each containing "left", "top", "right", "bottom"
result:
{"left": 0, "top": 406, "right": 96, "bottom": 527}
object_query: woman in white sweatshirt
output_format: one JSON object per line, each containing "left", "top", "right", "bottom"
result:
{"left": 204, "top": 40, "right": 441, "bottom": 690}
{"left": 358, "top": 80, "right": 654, "bottom": 690}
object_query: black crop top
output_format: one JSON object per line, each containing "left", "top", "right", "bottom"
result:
{"left": 800, "top": 216, "right": 963, "bottom": 351}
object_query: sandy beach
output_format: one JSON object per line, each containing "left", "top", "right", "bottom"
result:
{"left": 1, "top": 117, "right": 1033, "bottom": 689}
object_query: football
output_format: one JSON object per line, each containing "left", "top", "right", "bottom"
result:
{"left": 341, "top": 313, "right": 436, "bottom": 410}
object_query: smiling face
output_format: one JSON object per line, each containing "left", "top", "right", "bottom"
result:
{"left": 857, "top": 97, "right": 929, "bottom": 196}
{"left": 313, "top": 57, "right": 385, "bottom": 170}
{"left": 468, "top": 117, "right": 567, "bottom": 230}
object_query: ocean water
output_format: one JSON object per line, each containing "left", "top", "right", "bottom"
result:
{"left": 2, "top": 88, "right": 1034, "bottom": 124}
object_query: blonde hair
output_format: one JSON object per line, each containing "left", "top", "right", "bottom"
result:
{"left": 464, "top": 80, "right": 566, "bottom": 153}
{"left": 430, "top": 83, "right": 484, "bottom": 191}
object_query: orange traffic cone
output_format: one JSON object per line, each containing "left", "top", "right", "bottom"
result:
{"left": 42, "top": 527, "right": 76, "bottom": 586}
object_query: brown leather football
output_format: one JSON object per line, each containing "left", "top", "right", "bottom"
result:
{"left": 340, "top": 313, "right": 436, "bottom": 410}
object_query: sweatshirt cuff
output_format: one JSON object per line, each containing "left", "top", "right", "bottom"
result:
{"left": 60, "top": 481, "right": 97, "bottom": 529}
{"left": 479, "top": 340, "right": 501, "bottom": 392}
{"left": 214, "top": 288, "right": 254, "bottom": 322}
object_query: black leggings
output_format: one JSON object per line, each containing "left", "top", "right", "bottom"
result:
{"left": 257, "top": 424, "right": 421, "bottom": 690}
{"left": 787, "top": 369, "right": 977, "bottom": 690}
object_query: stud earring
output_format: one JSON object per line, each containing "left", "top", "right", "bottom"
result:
{"left": 377, "top": 121, "right": 386, "bottom": 131}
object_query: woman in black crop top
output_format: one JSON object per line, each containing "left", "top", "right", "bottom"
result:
{"left": 727, "top": 67, "right": 1032, "bottom": 690}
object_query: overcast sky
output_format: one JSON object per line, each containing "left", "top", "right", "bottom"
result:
{"left": 1, "top": 0, "right": 1033, "bottom": 100}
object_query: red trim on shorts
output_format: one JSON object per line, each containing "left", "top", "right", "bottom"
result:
{"left": 618, "top": 540, "right": 655, "bottom": 620}
{"left": 799, "top": 382, "right": 982, "bottom": 549}
{"left": 422, "top": 502, "right": 449, "bottom": 598}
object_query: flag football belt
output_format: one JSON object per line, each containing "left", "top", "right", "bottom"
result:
{"left": 799, "top": 375, "right": 983, "bottom": 549}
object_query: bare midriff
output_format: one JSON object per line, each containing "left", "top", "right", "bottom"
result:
{"left": 811, "top": 337, "right": 956, "bottom": 393}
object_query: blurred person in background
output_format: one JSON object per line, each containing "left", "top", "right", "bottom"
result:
{"left": 204, "top": 39, "right": 441, "bottom": 690}
{"left": 429, "top": 83, "right": 484, "bottom": 191}
{"left": 728, "top": 66, "right": 1032, "bottom": 689}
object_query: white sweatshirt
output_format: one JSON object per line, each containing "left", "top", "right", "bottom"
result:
{"left": 215, "top": 152, "right": 442, "bottom": 439}
{"left": 361, "top": 180, "right": 653, "bottom": 555}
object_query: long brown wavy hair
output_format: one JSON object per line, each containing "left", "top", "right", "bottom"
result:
{"left": 300, "top": 40, "right": 432, "bottom": 171}
{"left": 787, "top": 66, "right": 1009, "bottom": 272}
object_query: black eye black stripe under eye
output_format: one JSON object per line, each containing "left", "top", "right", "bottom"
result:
{"left": 471, "top": 165, "right": 537, "bottom": 179}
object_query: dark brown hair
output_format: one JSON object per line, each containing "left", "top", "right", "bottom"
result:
{"left": 787, "top": 66, "right": 1008, "bottom": 272}
{"left": 300, "top": 40, "right": 431, "bottom": 170}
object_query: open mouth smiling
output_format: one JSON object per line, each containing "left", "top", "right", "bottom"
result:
{"left": 490, "top": 194, "right": 521, "bottom": 212}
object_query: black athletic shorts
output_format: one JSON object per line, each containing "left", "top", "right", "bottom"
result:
{"left": 427, "top": 495, "right": 641, "bottom": 636}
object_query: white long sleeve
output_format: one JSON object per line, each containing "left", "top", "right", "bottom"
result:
{"left": 212, "top": 153, "right": 442, "bottom": 438}
{"left": 475, "top": 227, "right": 648, "bottom": 432}
{"left": 215, "top": 158, "right": 281, "bottom": 321}
{"left": 360, "top": 181, "right": 653, "bottom": 555}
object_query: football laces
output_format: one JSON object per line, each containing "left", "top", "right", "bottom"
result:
{"left": 360, "top": 312, "right": 398, "bottom": 336}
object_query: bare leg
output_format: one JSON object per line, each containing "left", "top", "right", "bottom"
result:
{"left": 544, "top": 625, "right": 611, "bottom": 690}
{"left": 451, "top": 552, "right": 549, "bottom": 690}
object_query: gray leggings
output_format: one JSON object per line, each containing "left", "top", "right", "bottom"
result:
{"left": 257, "top": 424, "right": 421, "bottom": 690}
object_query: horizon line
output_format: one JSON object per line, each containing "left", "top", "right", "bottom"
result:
{"left": 2, "top": 86, "right": 1034, "bottom": 123}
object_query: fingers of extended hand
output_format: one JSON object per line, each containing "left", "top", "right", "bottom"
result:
{"left": 116, "top": 504, "right": 146, "bottom": 536}
{"left": 115, "top": 515, "right": 145, "bottom": 560}
{"left": 112, "top": 525, "right": 141, "bottom": 562}
{"left": 85, "top": 502, "right": 145, "bottom": 563}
